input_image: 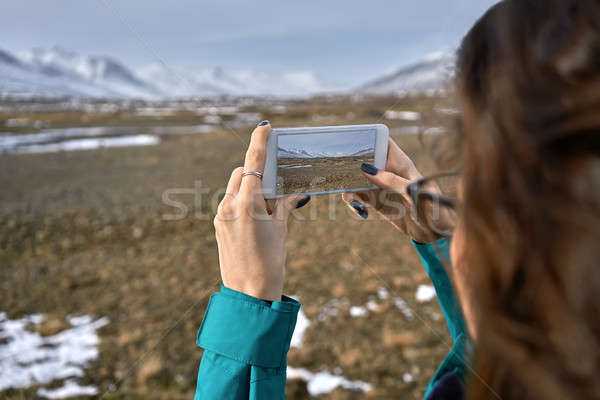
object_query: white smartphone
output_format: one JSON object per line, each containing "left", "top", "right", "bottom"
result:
{"left": 262, "top": 124, "right": 389, "bottom": 198}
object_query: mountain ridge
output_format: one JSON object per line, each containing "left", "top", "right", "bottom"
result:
{"left": 0, "top": 46, "right": 454, "bottom": 99}
{"left": 278, "top": 146, "right": 374, "bottom": 159}
{"left": 357, "top": 51, "right": 455, "bottom": 95}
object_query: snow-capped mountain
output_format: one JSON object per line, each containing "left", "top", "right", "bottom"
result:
{"left": 278, "top": 146, "right": 374, "bottom": 159}
{"left": 0, "top": 46, "right": 454, "bottom": 99}
{"left": 358, "top": 51, "right": 456, "bottom": 95}
{"left": 0, "top": 46, "right": 330, "bottom": 99}
{"left": 19, "top": 47, "right": 160, "bottom": 98}
{"left": 0, "top": 46, "right": 160, "bottom": 99}
{"left": 136, "top": 63, "right": 327, "bottom": 98}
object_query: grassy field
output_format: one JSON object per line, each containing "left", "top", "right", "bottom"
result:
{"left": 0, "top": 94, "right": 460, "bottom": 399}
{"left": 277, "top": 155, "right": 374, "bottom": 195}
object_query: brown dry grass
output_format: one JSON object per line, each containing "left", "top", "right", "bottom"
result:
{"left": 277, "top": 156, "right": 374, "bottom": 195}
{"left": 0, "top": 94, "right": 459, "bottom": 399}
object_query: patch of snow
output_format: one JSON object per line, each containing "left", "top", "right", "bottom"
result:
{"left": 290, "top": 308, "right": 310, "bottom": 348}
{"left": 5, "top": 118, "right": 29, "bottom": 128}
{"left": 12, "top": 135, "right": 159, "bottom": 154}
{"left": 134, "top": 107, "right": 177, "bottom": 118}
{"left": 423, "top": 127, "right": 446, "bottom": 135}
{"left": 224, "top": 112, "right": 263, "bottom": 128}
{"left": 287, "top": 367, "right": 372, "bottom": 396}
{"left": 391, "top": 126, "right": 420, "bottom": 135}
{"left": 0, "top": 125, "right": 214, "bottom": 154}
{"left": 270, "top": 105, "right": 287, "bottom": 114}
{"left": 435, "top": 107, "right": 460, "bottom": 116}
{"left": 377, "top": 287, "right": 389, "bottom": 300}
{"left": 384, "top": 110, "right": 421, "bottom": 121}
{"left": 365, "top": 299, "right": 379, "bottom": 312}
{"left": 403, "top": 373, "right": 415, "bottom": 383}
{"left": 349, "top": 306, "right": 368, "bottom": 318}
{"left": 394, "top": 298, "right": 414, "bottom": 320}
{"left": 317, "top": 299, "right": 344, "bottom": 322}
{"left": 203, "top": 115, "right": 222, "bottom": 124}
{"left": 416, "top": 285, "right": 436, "bottom": 302}
{"left": 278, "top": 164, "right": 314, "bottom": 169}
{"left": 0, "top": 312, "right": 108, "bottom": 396}
{"left": 194, "top": 105, "right": 239, "bottom": 115}
{"left": 37, "top": 380, "right": 98, "bottom": 399}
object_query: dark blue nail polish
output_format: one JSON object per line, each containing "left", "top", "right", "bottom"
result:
{"left": 350, "top": 200, "right": 368, "bottom": 219}
{"left": 361, "top": 163, "right": 378, "bottom": 175}
{"left": 296, "top": 195, "right": 311, "bottom": 209}
{"left": 257, "top": 120, "right": 270, "bottom": 127}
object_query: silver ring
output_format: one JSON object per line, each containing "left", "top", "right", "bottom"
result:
{"left": 242, "top": 170, "right": 263, "bottom": 180}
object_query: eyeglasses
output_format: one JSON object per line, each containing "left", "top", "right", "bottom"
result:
{"left": 406, "top": 172, "right": 459, "bottom": 237}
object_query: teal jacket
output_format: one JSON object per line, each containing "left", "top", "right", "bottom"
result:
{"left": 194, "top": 238, "right": 467, "bottom": 399}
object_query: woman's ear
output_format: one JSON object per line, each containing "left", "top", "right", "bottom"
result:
{"left": 536, "top": 0, "right": 600, "bottom": 80}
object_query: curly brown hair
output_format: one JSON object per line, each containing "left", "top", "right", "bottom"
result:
{"left": 455, "top": 0, "right": 600, "bottom": 399}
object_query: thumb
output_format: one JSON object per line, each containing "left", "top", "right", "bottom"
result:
{"left": 360, "top": 163, "right": 410, "bottom": 194}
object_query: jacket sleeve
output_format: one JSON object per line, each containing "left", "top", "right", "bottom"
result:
{"left": 194, "top": 285, "right": 301, "bottom": 400}
{"left": 412, "top": 238, "right": 469, "bottom": 399}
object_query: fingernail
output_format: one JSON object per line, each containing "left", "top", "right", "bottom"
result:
{"left": 296, "top": 195, "right": 311, "bottom": 209}
{"left": 361, "top": 163, "right": 378, "bottom": 175}
{"left": 350, "top": 200, "right": 368, "bottom": 219}
{"left": 257, "top": 120, "right": 270, "bottom": 127}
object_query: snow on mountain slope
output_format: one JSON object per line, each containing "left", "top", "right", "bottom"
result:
{"left": 0, "top": 49, "right": 22, "bottom": 68}
{"left": 358, "top": 51, "right": 456, "bottom": 95}
{"left": 0, "top": 46, "right": 330, "bottom": 99}
{"left": 0, "top": 46, "right": 160, "bottom": 99}
{"left": 1, "top": 45, "right": 452, "bottom": 99}
{"left": 0, "top": 49, "right": 112, "bottom": 98}
{"left": 136, "top": 63, "right": 327, "bottom": 98}
{"left": 18, "top": 47, "right": 161, "bottom": 99}
{"left": 277, "top": 146, "right": 374, "bottom": 159}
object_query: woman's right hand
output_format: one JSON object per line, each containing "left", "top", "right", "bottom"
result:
{"left": 342, "top": 138, "right": 441, "bottom": 243}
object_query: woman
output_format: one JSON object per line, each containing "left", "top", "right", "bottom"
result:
{"left": 194, "top": 0, "right": 600, "bottom": 398}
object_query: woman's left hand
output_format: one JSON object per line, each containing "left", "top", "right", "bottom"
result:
{"left": 213, "top": 122, "right": 308, "bottom": 301}
{"left": 342, "top": 138, "right": 441, "bottom": 243}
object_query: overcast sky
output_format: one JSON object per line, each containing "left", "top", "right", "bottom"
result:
{"left": 0, "top": 0, "right": 498, "bottom": 86}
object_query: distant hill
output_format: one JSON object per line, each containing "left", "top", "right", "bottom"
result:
{"left": 0, "top": 46, "right": 456, "bottom": 99}
{"left": 0, "top": 46, "right": 331, "bottom": 99}
{"left": 357, "top": 51, "right": 455, "bottom": 95}
{"left": 278, "top": 146, "right": 374, "bottom": 159}
{"left": 136, "top": 63, "right": 327, "bottom": 98}
{"left": 0, "top": 46, "right": 160, "bottom": 99}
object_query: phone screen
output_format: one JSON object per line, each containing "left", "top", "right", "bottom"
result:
{"left": 276, "top": 129, "right": 376, "bottom": 195}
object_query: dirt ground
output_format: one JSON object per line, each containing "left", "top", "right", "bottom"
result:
{"left": 277, "top": 156, "right": 374, "bottom": 195}
{"left": 0, "top": 95, "right": 460, "bottom": 399}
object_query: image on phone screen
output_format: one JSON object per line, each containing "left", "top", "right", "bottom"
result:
{"left": 276, "top": 129, "right": 376, "bottom": 195}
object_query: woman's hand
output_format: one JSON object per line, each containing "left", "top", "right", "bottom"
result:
{"left": 214, "top": 122, "right": 308, "bottom": 301}
{"left": 342, "top": 138, "right": 440, "bottom": 243}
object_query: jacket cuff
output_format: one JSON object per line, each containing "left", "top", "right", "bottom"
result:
{"left": 411, "top": 237, "right": 451, "bottom": 274}
{"left": 197, "top": 285, "right": 301, "bottom": 368}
